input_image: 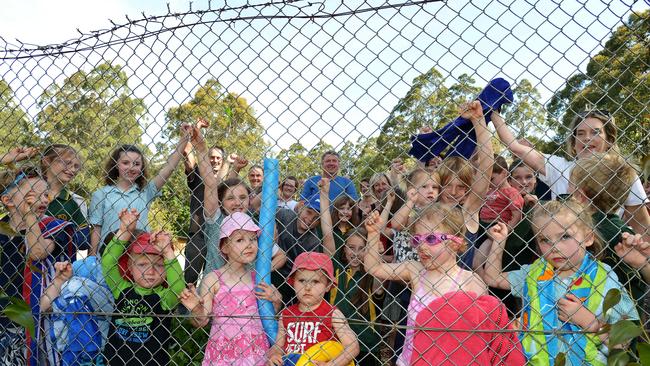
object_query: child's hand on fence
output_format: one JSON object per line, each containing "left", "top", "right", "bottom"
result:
{"left": 151, "top": 231, "right": 175, "bottom": 259}
{"left": 179, "top": 284, "right": 202, "bottom": 312}
{"left": 1, "top": 146, "right": 39, "bottom": 165}
{"left": 614, "top": 232, "right": 650, "bottom": 270}
{"left": 459, "top": 100, "right": 484, "bottom": 123}
{"left": 196, "top": 117, "right": 210, "bottom": 129}
{"left": 487, "top": 222, "right": 509, "bottom": 244}
{"left": 406, "top": 188, "right": 418, "bottom": 207}
{"left": 419, "top": 126, "right": 433, "bottom": 134}
{"left": 558, "top": 293, "right": 597, "bottom": 331}
{"left": 255, "top": 282, "right": 282, "bottom": 307}
{"left": 365, "top": 210, "right": 384, "bottom": 235}
{"left": 267, "top": 347, "right": 284, "bottom": 366}
{"left": 523, "top": 193, "right": 538, "bottom": 206}
{"left": 118, "top": 208, "right": 140, "bottom": 233}
{"left": 390, "top": 158, "right": 406, "bottom": 177}
{"left": 54, "top": 261, "right": 73, "bottom": 282}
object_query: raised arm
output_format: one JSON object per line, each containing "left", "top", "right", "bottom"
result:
{"left": 152, "top": 123, "right": 191, "bottom": 190}
{"left": 330, "top": 308, "right": 360, "bottom": 366}
{"left": 24, "top": 211, "right": 55, "bottom": 260}
{"left": 491, "top": 111, "right": 546, "bottom": 174}
{"left": 192, "top": 123, "right": 220, "bottom": 219}
{"left": 481, "top": 222, "right": 511, "bottom": 290}
{"left": 267, "top": 314, "right": 287, "bottom": 366}
{"left": 1, "top": 147, "right": 39, "bottom": 166}
{"left": 462, "top": 101, "right": 494, "bottom": 218}
{"left": 390, "top": 188, "right": 416, "bottom": 231}
{"left": 364, "top": 211, "right": 416, "bottom": 282}
{"left": 40, "top": 261, "right": 72, "bottom": 311}
{"left": 179, "top": 273, "right": 219, "bottom": 328}
{"left": 319, "top": 178, "right": 336, "bottom": 256}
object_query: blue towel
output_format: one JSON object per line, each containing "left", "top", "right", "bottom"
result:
{"left": 409, "top": 78, "right": 513, "bottom": 161}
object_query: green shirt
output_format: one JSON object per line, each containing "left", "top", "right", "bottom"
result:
{"left": 46, "top": 188, "right": 88, "bottom": 228}
{"left": 101, "top": 238, "right": 185, "bottom": 311}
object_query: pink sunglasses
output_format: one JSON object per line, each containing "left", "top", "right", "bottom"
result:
{"left": 411, "top": 232, "right": 464, "bottom": 248}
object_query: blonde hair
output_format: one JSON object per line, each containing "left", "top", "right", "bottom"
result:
{"left": 437, "top": 156, "right": 473, "bottom": 188}
{"left": 411, "top": 203, "right": 467, "bottom": 253}
{"left": 567, "top": 111, "right": 618, "bottom": 158}
{"left": 570, "top": 153, "right": 636, "bottom": 214}
{"left": 406, "top": 167, "right": 440, "bottom": 190}
{"left": 0, "top": 166, "right": 42, "bottom": 195}
{"left": 369, "top": 172, "right": 391, "bottom": 197}
{"left": 531, "top": 200, "right": 603, "bottom": 258}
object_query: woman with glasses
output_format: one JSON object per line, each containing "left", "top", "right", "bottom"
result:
{"left": 491, "top": 109, "right": 650, "bottom": 238}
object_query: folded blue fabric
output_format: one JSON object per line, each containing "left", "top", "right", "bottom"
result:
{"left": 408, "top": 78, "right": 513, "bottom": 161}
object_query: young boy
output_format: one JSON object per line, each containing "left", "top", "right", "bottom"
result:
{"left": 101, "top": 208, "right": 184, "bottom": 366}
{"left": 480, "top": 155, "right": 524, "bottom": 229}
{"left": 40, "top": 257, "right": 114, "bottom": 366}
{"left": 0, "top": 167, "right": 79, "bottom": 366}
{"left": 268, "top": 252, "right": 359, "bottom": 366}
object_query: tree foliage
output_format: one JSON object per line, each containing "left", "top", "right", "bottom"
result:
{"left": 547, "top": 10, "right": 650, "bottom": 158}
{"left": 36, "top": 63, "right": 147, "bottom": 196}
{"left": 0, "top": 80, "right": 36, "bottom": 150}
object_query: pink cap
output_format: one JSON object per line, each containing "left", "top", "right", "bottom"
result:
{"left": 288, "top": 252, "right": 336, "bottom": 285}
{"left": 220, "top": 212, "right": 261, "bottom": 240}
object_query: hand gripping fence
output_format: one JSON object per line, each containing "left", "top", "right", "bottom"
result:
{"left": 0, "top": 1, "right": 649, "bottom": 365}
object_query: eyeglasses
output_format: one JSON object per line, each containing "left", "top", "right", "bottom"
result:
{"left": 411, "top": 232, "right": 464, "bottom": 248}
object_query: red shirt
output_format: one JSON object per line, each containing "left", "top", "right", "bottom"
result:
{"left": 480, "top": 186, "right": 524, "bottom": 223}
{"left": 282, "top": 300, "right": 337, "bottom": 354}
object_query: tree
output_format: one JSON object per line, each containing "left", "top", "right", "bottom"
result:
{"left": 547, "top": 10, "right": 650, "bottom": 159}
{"left": 36, "top": 63, "right": 147, "bottom": 196}
{"left": 275, "top": 141, "right": 334, "bottom": 180}
{"left": 0, "top": 79, "right": 37, "bottom": 150}
{"left": 165, "top": 79, "right": 268, "bottom": 161}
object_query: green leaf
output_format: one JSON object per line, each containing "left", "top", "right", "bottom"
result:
{"left": 554, "top": 352, "right": 566, "bottom": 366}
{"left": 0, "top": 221, "right": 17, "bottom": 237}
{"left": 607, "top": 349, "right": 630, "bottom": 366}
{"left": 609, "top": 320, "right": 642, "bottom": 346}
{"left": 602, "top": 288, "right": 621, "bottom": 316}
{"left": 637, "top": 343, "right": 650, "bottom": 365}
{"left": 4, "top": 297, "right": 34, "bottom": 337}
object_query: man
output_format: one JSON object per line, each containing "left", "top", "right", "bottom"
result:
{"left": 300, "top": 150, "right": 358, "bottom": 201}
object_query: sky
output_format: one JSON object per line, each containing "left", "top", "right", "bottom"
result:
{"left": 1, "top": 0, "right": 648, "bottom": 155}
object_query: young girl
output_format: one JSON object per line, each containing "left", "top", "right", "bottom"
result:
{"left": 329, "top": 227, "right": 384, "bottom": 366}
{"left": 437, "top": 101, "right": 494, "bottom": 270}
{"left": 268, "top": 251, "right": 360, "bottom": 366}
{"left": 189, "top": 122, "right": 286, "bottom": 274}
{"left": 483, "top": 200, "right": 639, "bottom": 365}
{"left": 329, "top": 194, "right": 360, "bottom": 260}
{"left": 0, "top": 166, "right": 80, "bottom": 366}
{"left": 364, "top": 203, "right": 487, "bottom": 366}
{"left": 89, "top": 124, "right": 191, "bottom": 255}
{"left": 179, "top": 211, "right": 281, "bottom": 366}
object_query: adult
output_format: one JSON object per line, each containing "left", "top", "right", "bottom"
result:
{"left": 492, "top": 110, "right": 650, "bottom": 238}
{"left": 182, "top": 131, "right": 230, "bottom": 284}
{"left": 300, "top": 150, "right": 358, "bottom": 202}
{"left": 278, "top": 176, "right": 299, "bottom": 211}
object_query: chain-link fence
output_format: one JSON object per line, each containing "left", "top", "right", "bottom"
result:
{"left": 1, "top": 0, "right": 649, "bottom": 365}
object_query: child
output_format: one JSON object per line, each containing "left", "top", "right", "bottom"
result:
{"left": 268, "top": 252, "right": 360, "bottom": 366}
{"left": 40, "top": 257, "right": 114, "bottom": 366}
{"left": 329, "top": 228, "right": 384, "bottom": 366}
{"left": 328, "top": 193, "right": 360, "bottom": 261}
{"left": 101, "top": 208, "right": 185, "bottom": 366}
{"left": 364, "top": 203, "right": 487, "bottom": 366}
{"left": 479, "top": 155, "right": 524, "bottom": 229}
{"left": 570, "top": 152, "right": 647, "bottom": 309}
{"left": 179, "top": 211, "right": 281, "bottom": 365}
{"left": 0, "top": 166, "right": 80, "bottom": 366}
{"left": 89, "top": 124, "right": 191, "bottom": 255}
{"left": 483, "top": 200, "right": 639, "bottom": 365}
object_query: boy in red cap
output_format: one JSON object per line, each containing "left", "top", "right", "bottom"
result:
{"left": 101, "top": 208, "right": 185, "bottom": 366}
{"left": 268, "top": 252, "right": 359, "bottom": 366}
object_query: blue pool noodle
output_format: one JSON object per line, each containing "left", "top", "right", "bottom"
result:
{"left": 256, "top": 158, "right": 279, "bottom": 344}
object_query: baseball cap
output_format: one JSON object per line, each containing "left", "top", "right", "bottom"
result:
{"left": 303, "top": 194, "right": 321, "bottom": 212}
{"left": 288, "top": 252, "right": 336, "bottom": 285}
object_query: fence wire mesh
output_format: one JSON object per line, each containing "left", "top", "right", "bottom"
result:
{"left": 1, "top": 0, "right": 649, "bottom": 365}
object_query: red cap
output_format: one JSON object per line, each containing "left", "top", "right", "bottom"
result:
{"left": 118, "top": 232, "right": 162, "bottom": 280}
{"left": 288, "top": 252, "right": 336, "bottom": 286}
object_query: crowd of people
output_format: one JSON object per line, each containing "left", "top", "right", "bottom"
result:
{"left": 0, "top": 102, "right": 649, "bottom": 366}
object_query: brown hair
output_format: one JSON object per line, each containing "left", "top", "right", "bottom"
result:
{"left": 321, "top": 150, "right": 340, "bottom": 162}
{"left": 531, "top": 199, "right": 603, "bottom": 258}
{"left": 0, "top": 165, "right": 43, "bottom": 196}
{"left": 104, "top": 145, "right": 148, "bottom": 190}
{"left": 492, "top": 155, "right": 508, "bottom": 175}
{"left": 331, "top": 195, "right": 361, "bottom": 228}
{"left": 217, "top": 178, "right": 251, "bottom": 204}
{"left": 411, "top": 203, "right": 467, "bottom": 253}
{"left": 437, "top": 156, "right": 473, "bottom": 188}
{"left": 570, "top": 153, "right": 636, "bottom": 214}
{"left": 567, "top": 111, "right": 618, "bottom": 158}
